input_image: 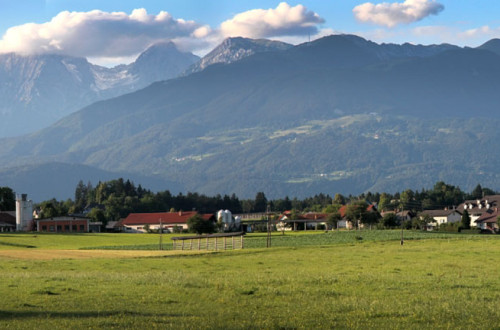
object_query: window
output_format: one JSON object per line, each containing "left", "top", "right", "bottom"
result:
{"left": 79, "top": 224, "right": 85, "bottom": 232}
{"left": 64, "top": 225, "right": 70, "bottom": 231}
{"left": 49, "top": 225, "right": 54, "bottom": 232}
{"left": 42, "top": 225, "right": 47, "bottom": 231}
{"left": 57, "top": 225, "right": 62, "bottom": 232}
{"left": 72, "top": 225, "right": 77, "bottom": 231}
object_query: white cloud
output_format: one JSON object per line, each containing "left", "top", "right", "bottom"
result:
{"left": 407, "top": 25, "right": 500, "bottom": 47}
{"left": 353, "top": 0, "right": 444, "bottom": 28}
{"left": 220, "top": 2, "right": 324, "bottom": 39}
{"left": 0, "top": 8, "right": 204, "bottom": 58}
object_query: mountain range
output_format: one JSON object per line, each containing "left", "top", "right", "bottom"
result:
{"left": 0, "top": 42, "right": 199, "bottom": 138}
{"left": 2, "top": 34, "right": 500, "bottom": 201}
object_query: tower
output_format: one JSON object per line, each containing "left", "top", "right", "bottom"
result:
{"left": 16, "top": 194, "right": 33, "bottom": 231}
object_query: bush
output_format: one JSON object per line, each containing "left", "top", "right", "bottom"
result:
{"left": 187, "top": 214, "right": 215, "bottom": 234}
{"left": 436, "top": 222, "right": 460, "bottom": 233}
{"left": 172, "top": 226, "right": 183, "bottom": 234}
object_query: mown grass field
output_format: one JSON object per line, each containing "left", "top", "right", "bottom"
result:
{"left": 0, "top": 231, "right": 499, "bottom": 329}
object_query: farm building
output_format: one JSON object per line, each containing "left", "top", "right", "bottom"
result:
{"left": 278, "top": 212, "right": 329, "bottom": 231}
{"left": 36, "top": 216, "right": 90, "bottom": 233}
{"left": 119, "top": 211, "right": 215, "bottom": 233}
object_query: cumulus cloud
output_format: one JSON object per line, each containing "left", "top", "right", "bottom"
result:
{"left": 0, "top": 8, "right": 207, "bottom": 58}
{"left": 353, "top": 0, "right": 444, "bottom": 28}
{"left": 220, "top": 2, "right": 324, "bottom": 39}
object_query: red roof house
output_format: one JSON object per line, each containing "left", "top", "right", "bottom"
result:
{"left": 120, "top": 211, "right": 214, "bottom": 233}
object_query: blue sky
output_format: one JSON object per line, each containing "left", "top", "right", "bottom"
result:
{"left": 1, "top": 1, "right": 499, "bottom": 65}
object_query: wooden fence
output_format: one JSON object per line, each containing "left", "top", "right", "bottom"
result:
{"left": 171, "top": 232, "right": 244, "bottom": 251}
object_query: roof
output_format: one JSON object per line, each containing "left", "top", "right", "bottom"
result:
{"left": 475, "top": 208, "right": 500, "bottom": 223}
{"left": 420, "top": 209, "right": 460, "bottom": 217}
{"left": 339, "top": 204, "right": 377, "bottom": 218}
{"left": 458, "top": 195, "right": 500, "bottom": 215}
{"left": 299, "top": 213, "right": 328, "bottom": 221}
{"left": 106, "top": 221, "right": 119, "bottom": 229}
{"left": 121, "top": 211, "right": 213, "bottom": 226}
{"left": 0, "top": 212, "right": 16, "bottom": 226}
{"left": 36, "top": 216, "right": 90, "bottom": 222}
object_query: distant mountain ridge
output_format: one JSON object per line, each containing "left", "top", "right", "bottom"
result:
{"left": 184, "top": 37, "right": 292, "bottom": 75}
{"left": 3, "top": 34, "right": 500, "bottom": 200}
{"left": 0, "top": 42, "right": 199, "bottom": 137}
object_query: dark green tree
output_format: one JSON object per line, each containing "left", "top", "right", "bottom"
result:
{"left": 254, "top": 192, "right": 267, "bottom": 212}
{"left": 461, "top": 209, "right": 471, "bottom": 229}
{"left": 345, "top": 201, "right": 368, "bottom": 230}
{"left": 381, "top": 213, "right": 398, "bottom": 228}
{"left": 326, "top": 205, "right": 342, "bottom": 230}
{"left": 0, "top": 187, "right": 15, "bottom": 211}
{"left": 187, "top": 214, "right": 215, "bottom": 235}
{"left": 471, "top": 184, "right": 483, "bottom": 199}
{"left": 88, "top": 208, "right": 106, "bottom": 224}
{"left": 333, "top": 193, "right": 346, "bottom": 205}
{"left": 378, "top": 193, "right": 391, "bottom": 212}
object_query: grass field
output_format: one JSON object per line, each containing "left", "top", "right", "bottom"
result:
{"left": 0, "top": 231, "right": 499, "bottom": 328}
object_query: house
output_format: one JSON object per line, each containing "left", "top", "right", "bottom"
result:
{"left": 419, "top": 209, "right": 462, "bottom": 230}
{"left": 120, "top": 211, "right": 215, "bottom": 233}
{"left": 474, "top": 208, "right": 499, "bottom": 233}
{"left": 380, "top": 210, "right": 415, "bottom": 222}
{"left": 36, "top": 216, "right": 90, "bottom": 233}
{"left": 0, "top": 211, "right": 16, "bottom": 232}
{"left": 458, "top": 195, "right": 500, "bottom": 228}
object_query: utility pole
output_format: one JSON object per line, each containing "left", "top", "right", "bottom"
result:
{"left": 400, "top": 208, "right": 404, "bottom": 246}
{"left": 266, "top": 204, "right": 271, "bottom": 248}
{"left": 159, "top": 218, "right": 163, "bottom": 250}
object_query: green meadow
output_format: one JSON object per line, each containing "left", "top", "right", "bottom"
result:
{"left": 0, "top": 231, "right": 499, "bottom": 329}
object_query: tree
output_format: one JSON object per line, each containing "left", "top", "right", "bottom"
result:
{"left": 254, "top": 192, "right": 267, "bottom": 212}
{"left": 0, "top": 187, "right": 15, "bottom": 211}
{"left": 378, "top": 193, "right": 391, "bottom": 212}
{"left": 88, "top": 207, "right": 106, "bottom": 224}
{"left": 471, "top": 184, "right": 483, "bottom": 199}
{"left": 333, "top": 193, "right": 346, "bottom": 205}
{"left": 400, "top": 189, "right": 415, "bottom": 211}
{"left": 414, "top": 213, "right": 435, "bottom": 230}
{"left": 461, "top": 209, "right": 471, "bottom": 229}
{"left": 187, "top": 214, "right": 215, "bottom": 235}
{"left": 326, "top": 206, "right": 342, "bottom": 230}
{"left": 345, "top": 201, "right": 368, "bottom": 230}
{"left": 362, "top": 210, "right": 380, "bottom": 229}
{"left": 381, "top": 213, "right": 398, "bottom": 228}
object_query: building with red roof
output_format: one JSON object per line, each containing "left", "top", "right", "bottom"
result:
{"left": 120, "top": 211, "right": 215, "bottom": 233}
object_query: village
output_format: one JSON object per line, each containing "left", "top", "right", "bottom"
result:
{"left": 1, "top": 189, "right": 498, "bottom": 235}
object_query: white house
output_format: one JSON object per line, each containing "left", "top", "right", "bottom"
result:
{"left": 420, "top": 209, "right": 462, "bottom": 229}
{"left": 458, "top": 195, "right": 500, "bottom": 228}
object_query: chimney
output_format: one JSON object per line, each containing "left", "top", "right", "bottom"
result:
{"left": 179, "top": 211, "right": 182, "bottom": 216}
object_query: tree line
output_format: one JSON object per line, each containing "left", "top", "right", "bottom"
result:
{"left": 0, "top": 180, "right": 496, "bottom": 225}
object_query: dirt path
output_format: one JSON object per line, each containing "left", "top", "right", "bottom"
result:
{"left": 0, "top": 249, "right": 211, "bottom": 260}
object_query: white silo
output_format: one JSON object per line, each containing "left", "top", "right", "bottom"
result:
{"left": 224, "top": 210, "right": 232, "bottom": 224}
{"left": 16, "top": 194, "right": 33, "bottom": 231}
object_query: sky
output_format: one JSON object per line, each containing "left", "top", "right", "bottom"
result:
{"left": 1, "top": 0, "right": 500, "bottom": 66}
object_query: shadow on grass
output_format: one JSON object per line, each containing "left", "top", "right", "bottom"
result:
{"left": 0, "top": 310, "right": 189, "bottom": 320}
{"left": 0, "top": 242, "right": 36, "bottom": 248}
